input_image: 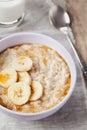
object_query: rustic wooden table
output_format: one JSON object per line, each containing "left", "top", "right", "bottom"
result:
{"left": 65, "top": 0, "right": 87, "bottom": 64}
{"left": 65, "top": 0, "right": 87, "bottom": 86}
{"left": 0, "top": 0, "right": 87, "bottom": 130}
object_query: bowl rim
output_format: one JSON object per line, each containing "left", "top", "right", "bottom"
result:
{"left": 0, "top": 32, "right": 77, "bottom": 116}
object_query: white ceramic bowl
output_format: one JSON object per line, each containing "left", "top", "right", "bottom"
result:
{"left": 0, "top": 32, "right": 77, "bottom": 120}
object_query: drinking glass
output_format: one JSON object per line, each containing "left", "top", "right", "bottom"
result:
{"left": 0, "top": 0, "right": 25, "bottom": 27}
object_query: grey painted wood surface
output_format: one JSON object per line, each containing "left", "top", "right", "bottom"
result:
{"left": 0, "top": 0, "right": 87, "bottom": 130}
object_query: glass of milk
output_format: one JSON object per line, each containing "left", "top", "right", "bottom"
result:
{"left": 0, "top": 0, "right": 25, "bottom": 27}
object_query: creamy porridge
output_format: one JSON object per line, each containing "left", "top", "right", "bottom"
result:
{"left": 0, "top": 44, "right": 71, "bottom": 113}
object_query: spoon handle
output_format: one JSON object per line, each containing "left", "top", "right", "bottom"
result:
{"left": 66, "top": 32, "right": 87, "bottom": 78}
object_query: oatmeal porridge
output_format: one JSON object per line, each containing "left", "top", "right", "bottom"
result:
{"left": 0, "top": 44, "right": 71, "bottom": 113}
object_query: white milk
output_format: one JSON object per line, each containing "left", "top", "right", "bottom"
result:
{"left": 0, "top": 0, "right": 25, "bottom": 23}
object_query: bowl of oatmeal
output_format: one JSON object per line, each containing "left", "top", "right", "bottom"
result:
{"left": 0, "top": 32, "right": 76, "bottom": 120}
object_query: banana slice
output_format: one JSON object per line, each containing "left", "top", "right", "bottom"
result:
{"left": 30, "top": 81, "right": 43, "bottom": 101}
{"left": 0, "top": 69, "right": 17, "bottom": 88}
{"left": 8, "top": 82, "right": 31, "bottom": 105}
{"left": 18, "top": 71, "right": 31, "bottom": 85}
{"left": 13, "top": 56, "right": 33, "bottom": 71}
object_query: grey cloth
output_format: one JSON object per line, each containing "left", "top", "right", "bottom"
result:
{"left": 0, "top": 0, "right": 87, "bottom": 130}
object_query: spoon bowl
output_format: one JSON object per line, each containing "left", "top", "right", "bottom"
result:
{"left": 49, "top": 5, "right": 70, "bottom": 28}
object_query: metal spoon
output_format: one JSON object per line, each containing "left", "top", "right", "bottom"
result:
{"left": 49, "top": 5, "right": 87, "bottom": 77}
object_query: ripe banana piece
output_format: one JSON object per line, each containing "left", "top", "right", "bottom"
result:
{"left": 18, "top": 71, "right": 31, "bottom": 85}
{"left": 8, "top": 82, "right": 31, "bottom": 105}
{"left": 13, "top": 56, "right": 33, "bottom": 71}
{"left": 30, "top": 81, "right": 43, "bottom": 101}
{"left": 0, "top": 69, "right": 17, "bottom": 88}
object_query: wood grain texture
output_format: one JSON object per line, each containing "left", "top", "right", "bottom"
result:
{"left": 65, "top": 0, "right": 87, "bottom": 63}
